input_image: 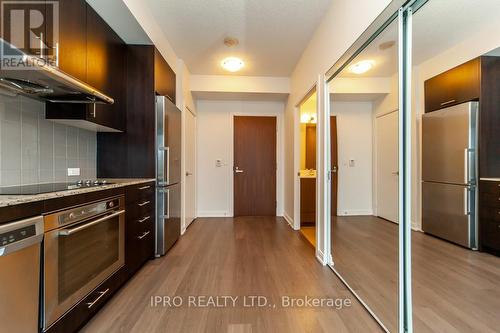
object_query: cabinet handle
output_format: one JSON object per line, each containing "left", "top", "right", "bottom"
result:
{"left": 138, "top": 216, "right": 151, "bottom": 223}
{"left": 138, "top": 231, "right": 150, "bottom": 240}
{"left": 86, "top": 288, "right": 110, "bottom": 309}
{"left": 55, "top": 42, "right": 59, "bottom": 67}
{"left": 91, "top": 103, "right": 97, "bottom": 118}
{"left": 39, "top": 32, "right": 44, "bottom": 58}
{"left": 138, "top": 185, "right": 151, "bottom": 190}
{"left": 138, "top": 201, "right": 150, "bottom": 207}
{"left": 440, "top": 99, "right": 456, "bottom": 106}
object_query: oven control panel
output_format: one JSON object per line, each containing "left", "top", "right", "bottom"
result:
{"left": 42, "top": 196, "right": 124, "bottom": 231}
{"left": 0, "top": 225, "right": 36, "bottom": 246}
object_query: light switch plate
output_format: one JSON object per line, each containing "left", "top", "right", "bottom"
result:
{"left": 67, "top": 168, "right": 80, "bottom": 176}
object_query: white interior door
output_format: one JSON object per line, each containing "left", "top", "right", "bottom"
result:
{"left": 376, "top": 111, "right": 399, "bottom": 223}
{"left": 185, "top": 109, "right": 197, "bottom": 228}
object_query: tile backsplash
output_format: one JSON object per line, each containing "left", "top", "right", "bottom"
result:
{"left": 0, "top": 94, "right": 96, "bottom": 186}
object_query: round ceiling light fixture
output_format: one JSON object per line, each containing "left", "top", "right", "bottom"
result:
{"left": 221, "top": 57, "right": 244, "bottom": 72}
{"left": 349, "top": 60, "right": 375, "bottom": 74}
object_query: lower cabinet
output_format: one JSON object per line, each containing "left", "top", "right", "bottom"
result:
{"left": 45, "top": 268, "right": 125, "bottom": 333}
{"left": 480, "top": 180, "right": 500, "bottom": 256}
{"left": 300, "top": 178, "right": 316, "bottom": 226}
{"left": 125, "top": 182, "right": 156, "bottom": 278}
{"left": 45, "top": 182, "right": 156, "bottom": 333}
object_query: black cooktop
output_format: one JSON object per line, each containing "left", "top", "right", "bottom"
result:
{"left": 0, "top": 181, "right": 113, "bottom": 195}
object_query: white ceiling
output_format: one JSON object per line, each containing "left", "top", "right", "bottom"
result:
{"left": 142, "top": 0, "right": 332, "bottom": 76}
{"left": 86, "top": 0, "right": 151, "bottom": 44}
{"left": 339, "top": 0, "right": 500, "bottom": 78}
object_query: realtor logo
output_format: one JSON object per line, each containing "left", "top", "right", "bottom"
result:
{"left": 1, "top": 1, "right": 59, "bottom": 69}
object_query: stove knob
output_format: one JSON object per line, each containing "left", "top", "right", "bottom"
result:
{"left": 76, "top": 180, "right": 83, "bottom": 186}
{"left": 85, "top": 180, "right": 92, "bottom": 186}
{"left": 93, "top": 180, "right": 100, "bottom": 186}
{"left": 102, "top": 180, "right": 107, "bottom": 185}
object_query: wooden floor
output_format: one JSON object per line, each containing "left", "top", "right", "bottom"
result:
{"left": 82, "top": 217, "right": 381, "bottom": 333}
{"left": 300, "top": 226, "right": 316, "bottom": 247}
{"left": 331, "top": 216, "right": 500, "bottom": 333}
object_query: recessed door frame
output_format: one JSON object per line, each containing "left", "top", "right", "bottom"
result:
{"left": 229, "top": 111, "right": 284, "bottom": 217}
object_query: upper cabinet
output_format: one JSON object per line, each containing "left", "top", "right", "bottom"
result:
{"left": 424, "top": 58, "right": 480, "bottom": 112}
{"left": 154, "top": 48, "right": 176, "bottom": 103}
{"left": 85, "top": 4, "right": 126, "bottom": 130}
{"left": 45, "top": 1, "right": 126, "bottom": 132}
{"left": 54, "top": 0, "right": 87, "bottom": 80}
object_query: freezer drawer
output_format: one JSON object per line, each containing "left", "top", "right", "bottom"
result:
{"left": 422, "top": 182, "right": 475, "bottom": 248}
{"left": 156, "top": 184, "right": 181, "bottom": 256}
{"left": 422, "top": 102, "right": 477, "bottom": 185}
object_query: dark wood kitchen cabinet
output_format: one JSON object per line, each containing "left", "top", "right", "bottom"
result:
{"left": 46, "top": 3, "right": 126, "bottom": 132}
{"left": 53, "top": 0, "right": 87, "bottom": 80}
{"left": 124, "top": 182, "right": 156, "bottom": 278}
{"left": 479, "top": 180, "right": 500, "bottom": 256}
{"left": 154, "top": 48, "right": 176, "bottom": 102}
{"left": 97, "top": 45, "right": 176, "bottom": 178}
{"left": 424, "top": 58, "right": 480, "bottom": 112}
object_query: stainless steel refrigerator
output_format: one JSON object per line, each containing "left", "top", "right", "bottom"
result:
{"left": 422, "top": 101, "right": 478, "bottom": 249}
{"left": 155, "top": 96, "right": 182, "bottom": 256}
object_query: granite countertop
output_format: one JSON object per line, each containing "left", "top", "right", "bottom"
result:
{"left": 480, "top": 178, "right": 500, "bottom": 182}
{"left": 0, "top": 178, "right": 156, "bottom": 208}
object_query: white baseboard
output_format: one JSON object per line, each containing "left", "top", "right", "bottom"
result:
{"left": 283, "top": 212, "right": 298, "bottom": 230}
{"left": 316, "top": 249, "right": 327, "bottom": 266}
{"left": 337, "top": 209, "right": 373, "bottom": 216}
{"left": 197, "top": 211, "right": 231, "bottom": 218}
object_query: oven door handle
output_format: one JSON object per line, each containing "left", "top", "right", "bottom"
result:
{"left": 58, "top": 210, "right": 125, "bottom": 236}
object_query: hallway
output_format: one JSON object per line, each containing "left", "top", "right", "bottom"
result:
{"left": 82, "top": 217, "right": 381, "bottom": 332}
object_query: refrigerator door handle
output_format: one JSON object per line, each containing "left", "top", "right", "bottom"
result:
{"left": 464, "top": 148, "right": 469, "bottom": 185}
{"left": 165, "top": 147, "right": 170, "bottom": 185}
{"left": 464, "top": 187, "right": 469, "bottom": 216}
{"left": 166, "top": 189, "right": 170, "bottom": 219}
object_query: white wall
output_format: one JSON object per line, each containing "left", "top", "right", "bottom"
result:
{"left": 331, "top": 101, "right": 373, "bottom": 216}
{"left": 196, "top": 100, "right": 285, "bottom": 217}
{"left": 284, "top": 0, "right": 392, "bottom": 224}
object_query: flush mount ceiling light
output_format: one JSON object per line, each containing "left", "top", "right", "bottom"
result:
{"left": 221, "top": 57, "right": 244, "bottom": 72}
{"left": 349, "top": 60, "right": 375, "bottom": 74}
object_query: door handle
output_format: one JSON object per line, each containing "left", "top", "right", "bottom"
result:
{"left": 234, "top": 167, "right": 244, "bottom": 174}
{"left": 332, "top": 166, "right": 338, "bottom": 173}
{"left": 392, "top": 171, "right": 399, "bottom": 176}
{"left": 186, "top": 172, "right": 193, "bottom": 176}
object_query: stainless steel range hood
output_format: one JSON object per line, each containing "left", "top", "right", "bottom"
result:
{"left": 0, "top": 39, "right": 114, "bottom": 104}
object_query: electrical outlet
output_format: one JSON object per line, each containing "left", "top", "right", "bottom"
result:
{"left": 349, "top": 159, "right": 355, "bottom": 167}
{"left": 215, "top": 159, "right": 223, "bottom": 167}
{"left": 67, "top": 168, "right": 80, "bottom": 176}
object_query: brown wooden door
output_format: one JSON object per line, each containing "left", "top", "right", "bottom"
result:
{"left": 234, "top": 116, "right": 277, "bottom": 216}
{"left": 330, "top": 116, "right": 338, "bottom": 217}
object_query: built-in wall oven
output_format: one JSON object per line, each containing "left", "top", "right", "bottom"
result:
{"left": 42, "top": 196, "right": 125, "bottom": 331}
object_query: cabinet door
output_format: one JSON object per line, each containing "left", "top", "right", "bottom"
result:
{"left": 154, "top": 48, "right": 176, "bottom": 103}
{"left": 0, "top": 0, "right": 47, "bottom": 57}
{"left": 424, "top": 58, "right": 480, "bottom": 112}
{"left": 53, "top": 0, "right": 87, "bottom": 80}
{"left": 86, "top": 4, "right": 125, "bottom": 131}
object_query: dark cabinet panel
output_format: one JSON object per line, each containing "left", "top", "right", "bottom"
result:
{"left": 479, "top": 180, "right": 500, "bottom": 256}
{"left": 424, "top": 58, "right": 480, "bottom": 112}
{"left": 154, "top": 48, "right": 176, "bottom": 102}
{"left": 125, "top": 183, "right": 155, "bottom": 278}
{"left": 479, "top": 57, "right": 500, "bottom": 178}
{"left": 46, "top": 3, "right": 126, "bottom": 132}
{"left": 54, "top": 0, "right": 87, "bottom": 80}
{"left": 45, "top": 268, "right": 125, "bottom": 333}
{"left": 300, "top": 178, "right": 316, "bottom": 225}
{"left": 98, "top": 46, "right": 175, "bottom": 179}
{"left": 85, "top": 4, "right": 126, "bottom": 131}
